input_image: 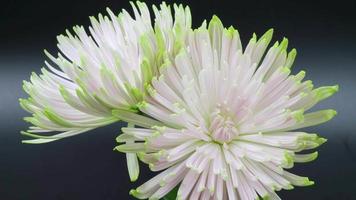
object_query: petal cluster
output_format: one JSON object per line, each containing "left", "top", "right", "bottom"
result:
{"left": 115, "top": 16, "right": 338, "bottom": 199}
{"left": 19, "top": 2, "right": 338, "bottom": 199}
{"left": 20, "top": 2, "right": 191, "bottom": 144}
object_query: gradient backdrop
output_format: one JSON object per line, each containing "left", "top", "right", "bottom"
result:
{"left": 1, "top": 0, "right": 355, "bottom": 199}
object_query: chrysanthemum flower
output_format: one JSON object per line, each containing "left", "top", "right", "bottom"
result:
{"left": 19, "top": 2, "right": 191, "bottom": 143}
{"left": 19, "top": 1, "right": 191, "bottom": 182}
{"left": 115, "top": 16, "right": 338, "bottom": 199}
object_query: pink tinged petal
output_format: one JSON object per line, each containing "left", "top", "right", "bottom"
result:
{"left": 159, "top": 65, "right": 185, "bottom": 97}
{"left": 236, "top": 171, "right": 256, "bottom": 200}
{"left": 223, "top": 145, "right": 244, "bottom": 170}
{"left": 185, "top": 150, "right": 202, "bottom": 169}
{"left": 228, "top": 165, "right": 239, "bottom": 188}
{"left": 220, "top": 31, "right": 232, "bottom": 69}
{"left": 262, "top": 162, "right": 284, "bottom": 175}
{"left": 44, "top": 51, "right": 77, "bottom": 81}
{"left": 235, "top": 52, "right": 252, "bottom": 82}
{"left": 213, "top": 176, "right": 224, "bottom": 200}
{"left": 252, "top": 96, "right": 289, "bottom": 122}
{"left": 181, "top": 87, "right": 207, "bottom": 125}
{"left": 272, "top": 174, "right": 294, "bottom": 191}
{"left": 196, "top": 166, "right": 209, "bottom": 192}
{"left": 150, "top": 164, "right": 188, "bottom": 200}
{"left": 238, "top": 141, "right": 295, "bottom": 166}
{"left": 207, "top": 162, "right": 217, "bottom": 194}
{"left": 240, "top": 63, "right": 258, "bottom": 91}
{"left": 259, "top": 163, "right": 293, "bottom": 190}
{"left": 148, "top": 151, "right": 186, "bottom": 172}
{"left": 237, "top": 133, "right": 300, "bottom": 150}
{"left": 177, "top": 170, "right": 200, "bottom": 199}
{"left": 186, "top": 143, "right": 217, "bottom": 159}
{"left": 226, "top": 143, "right": 245, "bottom": 158}
{"left": 256, "top": 77, "right": 294, "bottom": 110}
{"left": 241, "top": 110, "right": 295, "bottom": 134}
{"left": 284, "top": 92, "right": 307, "bottom": 108}
{"left": 194, "top": 154, "right": 211, "bottom": 173}
{"left": 188, "top": 186, "right": 201, "bottom": 200}
{"left": 150, "top": 158, "right": 184, "bottom": 172}
{"left": 230, "top": 142, "right": 270, "bottom": 163}
{"left": 166, "top": 140, "right": 202, "bottom": 162}
{"left": 200, "top": 190, "right": 213, "bottom": 200}
{"left": 247, "top": 178, "right": 269, "bottom": 199}
{"left": 151, "top": 77, "right": 183, "bottom": 104}
{"left": 240, "top": 164, "right": 258, "bottom": 183}
{"left": 264, "top": 185, "right": 282, "bottom": 200}
{"left": 253, "top": 42, "right": 280, "bottom": 81}
{"left": 100, "top": 67, "right": 132, "bottom": 106}
{"left": 242, "top": 159, "right": 276, "bottom": 188}
{"left": 139, "top": 103, "right": 184, "bottom": 128}
{"left": 225, "top": 168, "right": 238, "bottom": 200}
{"left": 183, "top": 125, "right": 212, "bottom": 142}
{"left": 130, "top": 163, "right": 185, "bottom": 199}
{"left": 148, "top": 84, "right": 184, "bottom": 114}
{"left": 283, "top": 109, "right": 337, "bottom": 131}
{"left": 189, "top": 168, "right": 209, "bottom": 199}
{"left": 146, "top": 129, "right": 193, "bottom": 149}
{"left": 160, "top": 127, "right": 195, "bottom": 140}
{"left": 282, "top": 171, "right": 314, "bottom": 187}
{"left": 175, "top": 50, "right": 197, "bottom": 83}
{"left": 121, "top": 127, "right": 155, "bottom": 140}
{"left": 130, "top": 173, "right": 168, "bottom": 199}
{"left": 213, "top": 146, "right": 228, "bottom": 179}
{"left": 227, "top": 30, "right": 242, "bottom": 64}
{"left": 147, "top": 137, "right": 187, "bottom": 149}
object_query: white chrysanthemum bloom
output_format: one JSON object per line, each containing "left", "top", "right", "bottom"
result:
{"left": 20, "top": 1, "right": 191, "bottom": 181}
{"left": 115, "top": 16, "right": 338, "bottom": 200}
{"left": 19, "top": 2, "right": 191, "bottom": 143}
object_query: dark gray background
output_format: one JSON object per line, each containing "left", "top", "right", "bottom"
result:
{"left": 0, "top": 0, "right": 355, "bottom": 199}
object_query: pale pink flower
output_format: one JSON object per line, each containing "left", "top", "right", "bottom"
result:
{"left": 20, "top": 2, "right": 191, "bottom": 144}
{"left": 20, "top": 2, "right": 191, "bottom": 182}
{"left": 115, "top": 16, "right": 338, "bottom": 200}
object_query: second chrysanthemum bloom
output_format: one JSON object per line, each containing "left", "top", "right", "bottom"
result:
{"left": 115, "top": 16, "right": 338, "bottom": 200}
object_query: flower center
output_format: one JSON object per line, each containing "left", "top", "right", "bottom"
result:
{"left": 209, "top": 110, "right": 239, "bottom": 143}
